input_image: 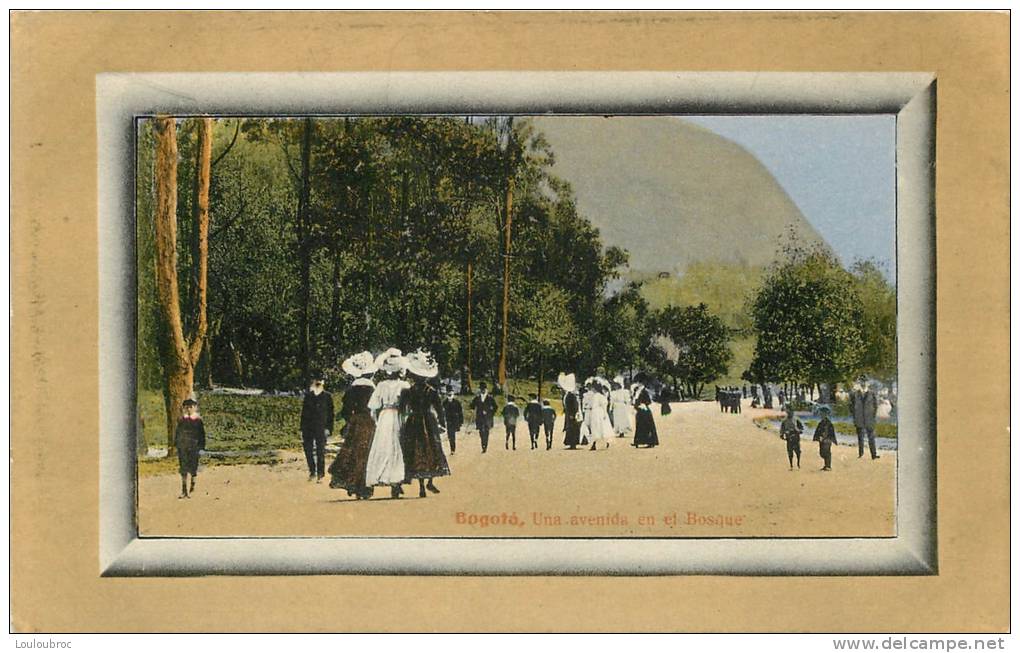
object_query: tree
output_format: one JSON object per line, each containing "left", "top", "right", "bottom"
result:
{"left": 650, "top": 303, "right": 732, "bottom": 398}
{"left": 749, "top": 239, "right": 865, "bottom": 389}
{"left": 851, "top": 259, "right": 896, "bottom": 383}
{"left": 516, "top": 284, "right": 576, "bottom": 399}
{"left": 151, "top": 116, "right": 211, "bottom": 454}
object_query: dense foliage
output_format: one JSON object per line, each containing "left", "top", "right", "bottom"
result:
{"left": 138, "top": 117, "right": 639, "bottom": 393}
{"left": 746, "top": 233, "right": 895, "bottom": 388}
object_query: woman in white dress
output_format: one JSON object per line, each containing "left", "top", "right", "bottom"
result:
{"left": 583, "top": 378, "right": 614, "bottom": 450}
{"left": 609, "top": 375, "right": 633, "bottom": 437}
{"left": 365, "top": 348, "right": 410, "bottom": 499}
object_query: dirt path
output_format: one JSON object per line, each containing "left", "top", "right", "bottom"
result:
{"left": 138, "top": 400, "right": 896, "bottom": 538}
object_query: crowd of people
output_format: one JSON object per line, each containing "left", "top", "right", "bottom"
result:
{"left": 169, "top": 354, "right": 887, "bottom": 498}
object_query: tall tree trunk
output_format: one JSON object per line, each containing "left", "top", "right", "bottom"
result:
{"left": 496, "top": 119, "right": 515, "bottom": 389}
{"left": 329, "top": 242, "right": 342, "bottom": 358}
{"left": 537, "top": 351, "right": 544, "bottom": 401}
{"left": 200, "top": 331, "right": 214, "bottom": 390}
{"left": 296, "top": 118, "right": 313, "bottom": 382}
{"left": 152, "top": 116, "right": 210, "bottom": 455}
{"left": 465, "top": 260, "right": 474, "bottom": 392}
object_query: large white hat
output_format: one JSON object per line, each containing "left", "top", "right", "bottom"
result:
{"left": 405, "top": 348, "right": 439, "bottom": 378}
{"left": 557, "top": 372, "right": 576, "bottom": 393}
{"left": 613, "top": 375, "right": 624, "bottom": 386}
{"left": 374, "top": 348, "right": 407, "bottom": 375}
{"left": 342, "top": 351, "right": 378, "bottom": 378}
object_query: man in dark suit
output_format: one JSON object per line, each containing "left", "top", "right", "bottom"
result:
{"left": 469, "top": 382, "right": 497, "bottom": 453}
{"left": 300, "top": 372, "right": 334, "bottom": 482}
{"left": 442, "top": 389, "right": 464, "bottom": 454}
{"left": 850, "top": 377, "right": 881, "bottom": 460}
{"left": 524, "top": 393, "right": 543, "bottom": 450}
{"left": 541, "top": 399, "right": 556, "bottom": 450}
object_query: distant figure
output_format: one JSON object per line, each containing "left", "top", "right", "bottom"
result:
{"left": 659, "top": 387, "right": 672, "bottom": 416}
{"left": 609, "top": 376, "right": 633, "bottom": 437}
{"left": 300, "top": 371, "right": 334, "bottom": 483}
{"left": 779, "top": 405, "right": 803, "bottom": 470}
{"left": 742, "top": 384, "right": 748, "bottom": 399}
{"left": 470, "top": 382, "right": 497, "bottom": 453}
{"left": 813, "top": 405, "right": 837, "bottom": 472}
{"left": 541, "top": 399, "right": 556, "bottom": 450}
{"left": 174, "top": 398, "right": 206, "bottom": 499}
{"left": 631, "top": 374, "right": 659, "bottom": 448}
{"left": 850, "top": 377, "right": 881, "bottom": 460}
{"left": 400, "top": 349, "right": 450, "bottom": 498}
{"left": 559, "top": 373, "right": 582, "bottom": 450}
{"left": 502, "top": 395, "right": 520, "bottom": 450}
{"left": 442, "top": 389, "right": 464, "bottom": 455}
{"left": 763, "top": 384, "right": 773, "bottom": 409}
{"left": 365, "top": 349, "right": 410, "bottom": 499}
{"left": 524, "top": 393, "right": 543, "bottom": 450}
{"left": 329, "top": 351, "right": 378, "bottom": 500}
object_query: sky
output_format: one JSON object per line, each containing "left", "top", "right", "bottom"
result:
{"left": 680, "top": 115, "right": 896, "bottom": 279}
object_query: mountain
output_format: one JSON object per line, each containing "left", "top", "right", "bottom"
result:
{"left": 529, "top": 116, "right": 827, "bottom": 273}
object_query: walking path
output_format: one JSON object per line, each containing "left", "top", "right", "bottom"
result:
{"left": 138, "top": 399, "right": 896, "bottom": 538}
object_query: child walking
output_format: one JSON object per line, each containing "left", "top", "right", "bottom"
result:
{"left": 502, "top": 395, "right": 520, "bottom": 450}
{"left": 779, "top": 405, "right": 803, "bottom": 469}
{"left": 813, "top": 405, "right": 837, "bottom": 471}
{"left": 174, "top": 398, "right": 206, "bottom": 498}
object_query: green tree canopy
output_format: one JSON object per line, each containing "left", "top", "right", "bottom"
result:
{"left": 650, "top": 302, "right": 733, "bottom": 398}
{"left": 749, "top": 239, "right": 865, "bottom": 386}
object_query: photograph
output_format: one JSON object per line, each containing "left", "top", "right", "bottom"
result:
{"left": 134, "top": 112, "right": 899, "bottom": 539}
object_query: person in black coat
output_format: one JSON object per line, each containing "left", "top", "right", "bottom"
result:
{"left": 174, "top": 398, "right": 206, "bottom": 499}
{"left": 632, "top": 375, "right": 659, "bottom": 448}
{"left": 442, "top": 389, "right": 464, "bottom": 454}
{"left": 300, "top": 372, "right": 334, "bottom": 482}
{"left": 524, "top": 393, "right": 543, "bottom": 450}
{"left": 502, "top": 395, "right": 521, "bottom": 451}
{"left": 469, "top": 382, "right": 497, "bottom": 453}
{"left": 813, "top": 405, "right": 837, "bottom": 471}
{"left": 560, "top": 377, "right": 582, "bottom": 450}
{"left": 779, "top": 405, "right": 804, "bottom": 470}
{"left": 541, "top": 399, "right": 556, "bottom": 450}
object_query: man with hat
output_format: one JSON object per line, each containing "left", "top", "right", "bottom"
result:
{"left": 541, "top": 399, "right": 557, "bottom": 450}
{"left": 524, "top": 393, "right": 543, "bottom": 450}
{"left": 469, "top": 382, "right": 497, "bottom": 453}
{"left": 850, "top": 376, "right": 881, "bottom": 460}
{"left": 442, "top": 387, "right": 464, "bottom": 454}
{"left": 300, "top": 371, "right": 334, "bottom": 482}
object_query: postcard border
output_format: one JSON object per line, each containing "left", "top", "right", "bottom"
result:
{"left": 97, "top": 72, "right": 936, "bottom": 576}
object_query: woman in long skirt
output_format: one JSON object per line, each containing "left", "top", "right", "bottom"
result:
{"left": 609, "top": 376, "right": 633, "bottom": 437}
{"left": 365, "top": 348, "right": 410, "bottom": 499}
{"left": 583, "top": 378, "right": 614, "bottom": 450}
{"left": 631, "top": 374, "right": 659, "bottom": 448}
{"left": 400, "top": 349, "right": 451, "bottom": 498}
{"left": 559, "top": 373, "right": 583, "bottom": 449}
{"left": 328, "top": 351, "right": 378, "bottom": 500}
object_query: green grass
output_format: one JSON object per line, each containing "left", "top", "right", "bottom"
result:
{"left": 139, "top": 389, "right": 303, "bottom": 454}
{"left": 137, "top": 451, "right": 281, "bottom": 477}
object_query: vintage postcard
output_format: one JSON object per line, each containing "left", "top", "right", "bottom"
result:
{"left": 11, "top": 11, "right": 1009, "bottom": 633}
